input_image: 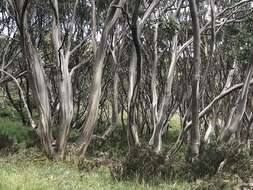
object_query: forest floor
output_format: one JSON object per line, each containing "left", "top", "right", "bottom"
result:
{"left": 1, "top": 117, "right": 252, "bottom": 190}
{"left": 0, "top": 151, "right": 192, "bottom": 190}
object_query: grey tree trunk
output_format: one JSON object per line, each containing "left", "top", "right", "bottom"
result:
{"left": 125, "top": 0, "right": 161, "bottom": 149}
{"left": 76, "top": 0, "right": 127, "bottom": 157}
{"left": 204, "top": 61, "right": 238, "bottom": 142}
{"left": 7, "top": 0, "right": 56, "bottom": 158}
{"left": 50, "top": 0, "right": 76, "bottom": 160}
{"left": 189, "top": 0, "right": 201, "bottom": 160}
{"left": 127, "top": 46, "right": 141, "bottom": 147}
{"left": 102, "top": 43, "right": 120, "bottom": 139}
{"left": 149, "top": 0, "right": 183, "bottom": 153}
{"left": 8, "top": 0, "right": 78, "bottom": 160}
{"left": 220, "top": 49, "right": 253, "bottom": 142}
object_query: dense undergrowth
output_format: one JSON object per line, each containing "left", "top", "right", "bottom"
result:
{"left": 0, "top": 118, "right": 39, "bottom": 154}
{"left": 1, "top": 117, "right": 253, "bottom": 190}
{"left": 0, "top": 149, "right": 192, "bottom": 190}
{"left": 109, "top": 142, "right": 253, "bottom": 189}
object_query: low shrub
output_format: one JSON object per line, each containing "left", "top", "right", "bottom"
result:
{"left": 109, "top": 145, "right": 193, "bottom": 183}
{"left": 110, "top": 141, "right": 253, "bottom": 184}
{"left": 224, "top": 150, "right": 253, "bottom": 182}
{"left": 87, "top": 126, "right": 128, "bottom": 158}
{"left": 192, "top": 173, "right": 242, "bottom": 190}
{"left": 0, "top": 118, "right": 39, "bottom": 149}
{"left": 0, "top": 133, "right": 13, "bottom": 149}
{"left": 188, "top": 142, "right": 226, "bottom": 179}
{"left": 0, "top": 107, "right": 14, "bottom": 118}
{"left": 111, "top": 145, "right": 169, "bottom": 183}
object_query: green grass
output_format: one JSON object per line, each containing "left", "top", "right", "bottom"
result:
{"left": 0, "top": 153, "right": 192, "bottom": 190}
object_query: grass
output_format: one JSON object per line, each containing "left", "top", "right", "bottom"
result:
{"left": 0, "top": 114, "right": 189, "bottom": 190}
{"left": 0, "top": 116, "right": 248, "bottom": 189}
{"left": 0, "top": 152, "right": 192, "bottom": 190}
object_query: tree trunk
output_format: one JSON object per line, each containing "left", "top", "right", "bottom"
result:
{"left": 220, "top": 49, "right": 253, "bottom": 142}
{"left": 76, "top": 0, "right": 127, "bottom": 157}
{"left": 189, "top": 0, "right": 201, "bottom": 160}
{"left": 102, "top": 46, "right": 120, "bottom": 139}
{"left": 50, "top": 0, "right": 75, "bottom": 160}
{"left": 204, "top": 61, "right": 238, "bottom": 142}
{"left": 148, "top": 1, "right": 183, "bottom": 153}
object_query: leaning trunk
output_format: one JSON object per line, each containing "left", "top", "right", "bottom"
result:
{"left": 76, "top": 0, "right": 126, "bottom": 157}
{"left": 220, "top": 49, "right": 253, "bottom": 142}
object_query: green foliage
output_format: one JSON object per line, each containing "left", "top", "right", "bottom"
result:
{"left": 0, "top": 107, "right": 13, "bottom": 118}
{"left": 160, "top": 16, "right": 179, "bottom": 39}
{"left": 169, "top": 114, "right": 181, "bottom": 128}
{"left": 0, "top": 118, "right": 38, "bottom": 149}
{"left": 68, "top": 128, "right": 79, "bottom": 142}
{"left": 223, "top": 14, "right": 253, "bottom": 66}
{"left": 0, "top": 118, "right": 29, "bottom": 143}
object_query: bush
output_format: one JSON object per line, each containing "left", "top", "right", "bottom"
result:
{"left": 0, "top": 107, "right": 14, "bottom": 118}
{"left": 87, "top": 126, "right": 128, "bottom": 158}
{"left": 224, "top": 150, "right": 253, "bottom": 182}
{"left": 110, "top": 141, "right": 253, "bottom": 183}
{"left": 111, "top": 146, "right": 169, "bottom": 183}
{"left": 0, "top": 118, "right": 39, "bottom": 149}
{"left": 187, "top": 141, "right": 253, "bottom": 182}
{"left": 193, "top": 173, "right": 242, "bottom": 190}
{"left": 109, "top": 145, "right": 193, "bottom": 183}
{"left": 188, "top": 142, "right": 226, "bottom": 179}
{"left": 168, "top": 127, "right": 181, "bottom": 143}
{"left": 0, "top": 134, "right": 13, "bottom": 149}
{"left": 164, "top": 114, "right": 181, "bottom": 143}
